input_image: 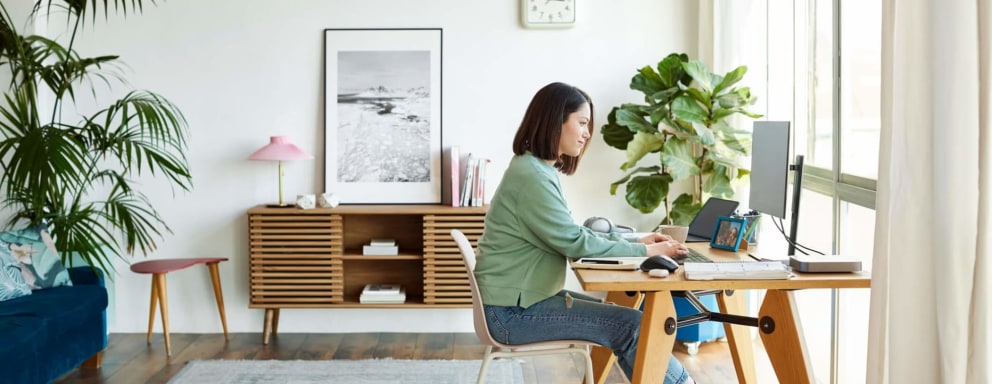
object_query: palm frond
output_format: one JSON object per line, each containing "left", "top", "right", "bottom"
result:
{"left": 2, "top": 1, "right": 183, "bottom": 272}
{"left": 91, "top": 90, "right": 192, "bottom": 191}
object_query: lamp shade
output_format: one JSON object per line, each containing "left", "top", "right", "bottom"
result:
{"left": 248, "top": 136, "right": 313, "bottom": 161}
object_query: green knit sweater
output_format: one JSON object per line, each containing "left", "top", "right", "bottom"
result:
{"left": 475, "top": 153, "right": 646, "bottom": 308}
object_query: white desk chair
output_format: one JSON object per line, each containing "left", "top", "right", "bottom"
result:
{"left": 451, "top": 229, "right": 602, "bottom": 384}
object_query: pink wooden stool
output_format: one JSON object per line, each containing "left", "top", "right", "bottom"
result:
{"left": 130, "top": 257, "right": 229, "bottom": 356}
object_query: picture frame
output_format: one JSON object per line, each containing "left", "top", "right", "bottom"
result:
{"left": 710, "top": 216, "right": 747, "bottom": 251}
{"left": 323, "top": 28, "right": 443, "bottom": 204}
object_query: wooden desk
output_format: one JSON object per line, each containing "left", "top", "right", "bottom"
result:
{"left": 572, "top": 244, "right": 870, "bottom": 384}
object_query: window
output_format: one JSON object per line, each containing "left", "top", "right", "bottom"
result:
{"left": 722, "top": 0, "right": 881, "bottom": 382}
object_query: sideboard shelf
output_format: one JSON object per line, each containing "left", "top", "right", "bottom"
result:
{"left": 247, "top": 204, "right": 486, "bottom": 343}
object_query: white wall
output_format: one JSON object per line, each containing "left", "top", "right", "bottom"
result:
{"left": 50, "top": 0, "right": 698, "bottom": 333}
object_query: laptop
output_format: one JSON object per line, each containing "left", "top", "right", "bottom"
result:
{"left": 684, "top": 197, "right": 740, "bottom": 242}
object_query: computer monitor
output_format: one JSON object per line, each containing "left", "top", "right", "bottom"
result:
{"left": 749, "top": 121, "right": 805, "bottom": 255}
{"left": 749, "top": 121, "right": 790, "bottom": 219}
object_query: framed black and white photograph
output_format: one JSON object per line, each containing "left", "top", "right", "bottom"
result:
{"left": 710, "top": 216, "right": 746, "bottom": 251}
{"left": 324, "top": 28, "right": 442, "bottom": 204}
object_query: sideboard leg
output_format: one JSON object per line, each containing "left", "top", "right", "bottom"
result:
{"left": 263, "top": 308, "right": 274, "bottom": 345}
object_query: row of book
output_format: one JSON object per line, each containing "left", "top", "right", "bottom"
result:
{"left": 444, "top": 146, "right": 489, "bottom": 207}
{"left": 360, "top": 283, "right": 406, "bottom": 304}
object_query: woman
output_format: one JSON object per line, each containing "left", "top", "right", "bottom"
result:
{"left": 474, "top": 82, "right": 694, "bottom": 383}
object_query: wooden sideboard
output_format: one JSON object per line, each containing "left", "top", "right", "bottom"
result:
{"left": 247, "top": 204, "right": 486, "bottom": 343}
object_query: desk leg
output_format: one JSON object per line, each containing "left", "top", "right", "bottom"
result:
{"left": 631, "top": 291, "right": 676, "bottom": 384}
{"left": 717, "top": 290, "right": 758, "bottom": 383}
{"left": 590, "top": 291, "right": 644, "bottom": 384}
{"left": 758, "top": 290, "right": 814, "bottom": 383}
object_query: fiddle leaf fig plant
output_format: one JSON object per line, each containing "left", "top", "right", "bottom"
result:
{"left": 602, "top": 53, "right": 761, "bottom": 227}
{"left": 0, "top": 1, "right": 191, "bottom": 273}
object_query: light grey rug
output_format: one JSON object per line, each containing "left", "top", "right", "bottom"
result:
{"left": 168, "top": 359, "right": 525, "bottom": 384}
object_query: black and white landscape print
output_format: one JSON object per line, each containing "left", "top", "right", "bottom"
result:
{"left": 335, "top": 50, "right": 431, "bottom": 183}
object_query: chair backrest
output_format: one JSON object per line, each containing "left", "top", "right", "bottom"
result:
{"left": 450, "top": 229, "right": 503, "bottom": 347}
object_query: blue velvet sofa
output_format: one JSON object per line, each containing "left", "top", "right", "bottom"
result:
{"left": 0, "top": 267, "right": 108, "bottom": 384}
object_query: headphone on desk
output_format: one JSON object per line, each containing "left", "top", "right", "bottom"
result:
{"left": 583, "top": 217, "right": 635, "bottom": 234}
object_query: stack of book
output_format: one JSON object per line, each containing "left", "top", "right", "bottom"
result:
{"left": 363, "top": 238, "right": 398, "bottom": 256}
{"left": 359, "top": 284, "right": 406, "bottom": 304}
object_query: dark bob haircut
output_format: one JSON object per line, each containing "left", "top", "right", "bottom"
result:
{"left": 512, "top": 82, "right": 593, "bottom": 175}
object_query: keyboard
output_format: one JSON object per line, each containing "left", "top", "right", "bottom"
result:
{"left": 676, "top": 248, "right": 714, "bottom": 264}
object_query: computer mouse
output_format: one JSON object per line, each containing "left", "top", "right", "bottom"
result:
{"left": 640, "top": 255, "right": 679, "bottom": 273}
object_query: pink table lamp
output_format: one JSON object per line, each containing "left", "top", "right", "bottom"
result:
{"left": 248, "top": 136, "right": 313, "bottom": 207}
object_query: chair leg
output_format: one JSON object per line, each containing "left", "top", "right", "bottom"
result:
{"left": 206, "top": 262, "right": 229, "bottom": 341}
{"left": 477, "top": 345, "right": 495, "bottom": 384}
{"left": 581, "top": 350, "right": 595, "bottom": 384}
{"left": 146, "top": 278, "right": 158, "bottom": 344}
{"left": 153, "top": 273, "right": 171, "bottom": 356}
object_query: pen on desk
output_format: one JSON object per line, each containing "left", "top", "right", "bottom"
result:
{"left": 581, "top": 259, "right": 622, "bottom": 265}
{"left": 747, "top": 253, "right": 762, "bottom": 262}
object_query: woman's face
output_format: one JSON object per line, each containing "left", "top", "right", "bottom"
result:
{"left": 558, "top": 102, "right": 591, "bottom": 158}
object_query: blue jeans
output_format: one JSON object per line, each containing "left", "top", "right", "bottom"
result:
{"left": 484, "top": 290, "right": 691, "bottom": 384}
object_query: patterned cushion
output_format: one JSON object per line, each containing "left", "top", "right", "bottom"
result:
{"left": 0, "top": 245, "right": 31, "bottom": 301}
{"left": 0, "top": 226, "right": 72, "bottom": 290}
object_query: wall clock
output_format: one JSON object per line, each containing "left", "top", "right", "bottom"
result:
{"left": 520, "top": 0, "right": 576, "bottom": 28}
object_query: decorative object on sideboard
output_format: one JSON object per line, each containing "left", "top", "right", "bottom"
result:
{"left": 323, "top": 28, "right": 443, "bottom": 204}
{"left": 296, "top": 194, "right": 316, "bottom": 210}
{"left": 362, "top": 238, "right": 398, "bottom": 256}
{"left": 248, "top": 136, "right": 313, "bottom": 207}
{"left": 318, "top": 192, "right": 340, "bottom": 208}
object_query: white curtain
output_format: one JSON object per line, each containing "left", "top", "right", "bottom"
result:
{"left": 868, "top": 0, "right": 991, "bottom": 382}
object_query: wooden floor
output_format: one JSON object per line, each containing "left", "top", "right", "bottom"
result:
{"left": 54, "top": 333, "right": 775, "bottom": 383}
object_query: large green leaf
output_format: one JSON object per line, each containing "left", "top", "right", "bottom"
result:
{"left": 625, "top": 173, "right": 672, "bottom": 214}
{"left": 689, "top": 121, "right": 716, "bottom": 147}
{"left": 668, "top": 193, "right": 700, "bottom": 226}
{"left": 661, "top": 136, "right": 698, "bottom": 180}
{"left": 713, "top": 66, "right": 747, "bottom": 95}
{"left": 614, "top": 107, "right": 656, "bottom": 133}
{"left": 631, "top": 66, "right": 664, "bottom": 95}
{"left": 681, "top": 60, "right": 713, "bottom": 92}
{"left": 602, "top": 120, "right": 635, "bottom": 151}
{"left": 703, "top": 164, "right": 735, "bottom": 198}
{"left": 622, "top": 131, "right": 664, "bottom": 170}
{"left": 656, "top": 53, "right": 688, "bottom": 89}
{"left": 672, "top": 95, "right": 708, "bottom": 124}
{"left": 609, "top": 166, "right": 660, "bottom": 195}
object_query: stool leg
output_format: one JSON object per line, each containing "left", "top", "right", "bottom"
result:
{"left": 146, "top": 278, "right": 158, "bottom": 344}
{"left": 207, "top": 262, "right": 229, "bottom": 341}
{"left": 153, "top": 273, "right": 171, "bottom": 356}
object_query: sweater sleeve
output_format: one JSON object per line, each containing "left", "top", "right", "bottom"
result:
{"left": 515, "top": 171, "right": 645, "bottom": 259}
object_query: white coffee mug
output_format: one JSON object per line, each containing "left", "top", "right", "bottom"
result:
{"left": 657, "top": 225, "right": 689, "bottom": 243}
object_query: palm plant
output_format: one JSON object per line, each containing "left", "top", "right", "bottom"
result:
{"left": 0, "top": 1, "right": 191, "bottom": 272}
{"left": 601, "top": 53, "right": 760, "bottom": 227}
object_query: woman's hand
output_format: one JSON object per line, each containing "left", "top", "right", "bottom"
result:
{"left": 637, "top": 232, "right": 673, "bottom": 245}
{"left": 645, "top": 240, "right": 688, "bottom": 258}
